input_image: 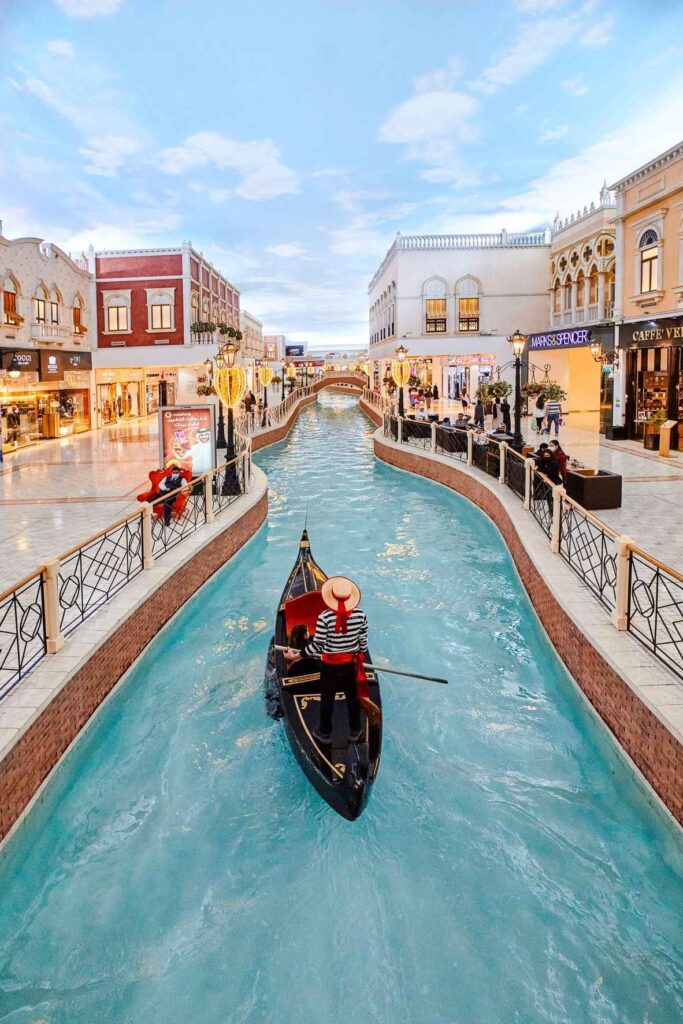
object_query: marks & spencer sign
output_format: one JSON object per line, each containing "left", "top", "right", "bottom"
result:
{"left": 529, "top": 328, "right": 593, "bottom": 351}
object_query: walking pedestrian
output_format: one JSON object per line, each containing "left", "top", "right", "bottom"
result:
{"left": 491, "top": 399, "right": 501, "bottom": 430}
{"left": 425, "top": 386, "right": 432, "bottom": 411}
{"left": 501, "top": 396, "right": 511, "bottom": 432}
{"left": 533, "top": 394, "right": 545, "bottom": 434}
{"left": 461, "top": 389, "right": 470, "bottom": 412}
{"left": 544, "top": 396, "right": 563, "bottom": 436}
{"left": 474, "top": 398, "right": 485, "bottom": 428}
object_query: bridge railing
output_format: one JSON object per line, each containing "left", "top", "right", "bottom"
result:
{"left": 0, "top": 451, "right": 252, "bottom": 703}
{"left": 235, "top": 386, "right": 312, "bottom": 436}
{"left": 381, "top": 413, "right": 683, "bottom": 681}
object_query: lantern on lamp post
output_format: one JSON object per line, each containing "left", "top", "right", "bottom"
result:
{"left": 214, "top": 359, "right": 246, "bottom": 495}
{"left": 507, "top": 329, "right": 527, "bottom": 452}
{"left": 258, "top": 363, "right": 274, "bottom": 427}
{"left": 391, "top": 344, "right": 410, "bottom": 417}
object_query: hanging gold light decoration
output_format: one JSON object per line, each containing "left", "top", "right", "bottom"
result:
{"left": 419, "top": 364, "right": 430, "bottom": 386}
{"left": 258, "top": 364, "right": 274, "bottom": 388}
{"left": 286, "top": 365, "right": 296, "bottom": 380}
{"left": 391, "top": 359, "right": 411, "bottom": 388}
{"left": 214, "top": 366, "right": 247, "bottom": 409}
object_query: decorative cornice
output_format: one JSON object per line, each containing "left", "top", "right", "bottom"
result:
{"left": 609, "top": 141, "right": 683, "bottom": 192}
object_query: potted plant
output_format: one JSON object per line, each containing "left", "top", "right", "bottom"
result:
{"left": 643, "top": 409, "right": 666, "bottom": 451}
{"left": 520, "top": 381, "right": 545, "bottom": 399}
{"left": 489, "top": 380, "right": 513, "bottom": 400}
{"left": 542, "top": 381, "right": 567, "bottom": 402}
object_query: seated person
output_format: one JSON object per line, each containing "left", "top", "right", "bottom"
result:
{"left": 454, "top": 413, "right": 471, "bottom": 429}
{"left": 490, "top": 423, "right": 509, "bottom": 436}
{"left": 149, "top": 464, "right": 185, "bottom": 525}
{"left": 533, "top": 442, "right": 550, "bottom": 464}
{"left": 284, "top": 623, "right": 309, "bottom": 667}
{"left": 440, "top": 417, "right": 451, "bottom": 426}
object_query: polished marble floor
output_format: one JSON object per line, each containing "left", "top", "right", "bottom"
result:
{"left": 2, "top": 405, "right": 683, "bottom": 592}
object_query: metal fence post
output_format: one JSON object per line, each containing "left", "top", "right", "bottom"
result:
{"left": 611, "top": 535, "right": 634, "bottom": 630}
{"left": 398, "top": 417, "right": 403, "bottom": 444}
{"left": 204, "top": 472, "right": 215, "bottom": 523}
{"left": 142, "top": 503, "right": 154, "bottom": 569}
{"left": 42, "top": 558, "right": 65, "bottom": 654}
{"left": 551, "top": 485, "right": 565, "bottom": 553}
{"left": 467, "top": 429, "right": 473, "bottom": 466}
{"left": 431, "top": 421, "right": 437, "bottom": 452}
{"left": 498, "top": 441, "right": 507, "bottom": 484}
{"left": 524, "top": 458, "right": 534, "bottom": 510}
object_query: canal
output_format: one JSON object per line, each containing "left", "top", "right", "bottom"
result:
{"left": 0, "top": 392, "right": 681, "bottom": 1023}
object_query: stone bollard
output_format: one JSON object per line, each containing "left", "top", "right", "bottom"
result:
{"left": 611, "top": 535, "right": 634, "bottom": 630}
{"left": 524, "top": 458, "right": 535, "bottom": 510}
{"left": 498, "top": 441, "right": 507, "bottom": 484}
{"left": 41, "top": 558, "right": 65, "bottom": 654}
{"left": 551, "top": 485, "right": 565, "bottom": 553}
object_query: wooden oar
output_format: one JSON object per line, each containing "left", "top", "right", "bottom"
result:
{"left": 273, "top": 645, "right": 448, "bottom": 685}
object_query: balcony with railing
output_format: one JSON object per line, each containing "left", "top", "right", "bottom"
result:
{"left": 31, "top": 322, "right": 72, "bottom": 341}
{"left": 426, "top": 317, "right": 447, "bottom": 333}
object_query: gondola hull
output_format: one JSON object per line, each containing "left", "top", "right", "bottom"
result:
{"left": 265, "top": 531, "right": 382, "bottom": 821}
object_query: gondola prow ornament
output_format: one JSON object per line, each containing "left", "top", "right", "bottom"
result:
{"left": 289, "top": 576, "right": 381, "bottom": 743}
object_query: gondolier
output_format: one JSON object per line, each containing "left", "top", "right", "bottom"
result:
{"left": 294, "top": 575, "right": 369, "bottom": 744}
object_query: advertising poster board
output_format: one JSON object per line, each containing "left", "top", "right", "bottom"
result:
{"left": 159, "top": 405, "right": 216, "bottom": 476}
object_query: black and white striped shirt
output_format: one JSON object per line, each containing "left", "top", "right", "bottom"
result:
{"left": 304, "top": 609, "right": 368, "bottom": 656}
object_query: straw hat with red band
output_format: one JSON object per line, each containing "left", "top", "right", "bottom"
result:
{"left": 321, "top": 576, "right": 361, "bottom": 634}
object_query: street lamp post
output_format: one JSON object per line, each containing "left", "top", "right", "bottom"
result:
{"left": 281, "top": 360, "right": 286, "bottom": 402}
{"left": 223, "top": 341, "right": 238, "bottom": 469}
{"left": 205, "top": 355, "right": 227, "bottom": 454}
{"left": 507, "top": 329, "right": 527, "bottom": 452}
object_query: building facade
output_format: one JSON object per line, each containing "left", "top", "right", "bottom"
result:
{"left": 239, "top": 309, "right": 263, "bottom": 391}
{"left": 528, "top": 189, "right": 617, "bottom": 433}
{"left": 368, "top": 230, "right": 550, "bottom": 398}
{"left": 90, "top": 243, "right": 240, "bottom": 425}
{"left": 610, "top": 141, "right": 683, "bottom": 440}
{"left": 1, "top": 232, "right": 93, "bottom": 453}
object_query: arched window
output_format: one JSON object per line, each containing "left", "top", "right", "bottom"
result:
{"left": 146, "top": 287, "right": 175, "bottom": 331}
{"left": 553, "top": 278, "right": 562, "bottom": 313}
{"left": 72, "top": 293, "right": 86, "bottom": 335}
{"left": 191, "top": 291, "right": 199, "bottom": 322}
{"left": 576, "top": 270, "right": 585, "bottom": 308}
{"left": 49, "top": 287, "right": 61, "bottom": 324}
{"left": 639, "top": 229, "right": 659, "bottom": 293}
{"left": 423, "top": 278, "right": 447, "bottom": 333}
{"left": 103, "top": 290, "right": 131, "bottom": 333}
{"left": 33, "top": 284, "right": 50, "bottom": 323}
{"left": 456, "top": 276, "right": 480, "bottom": 332}
{"left": 608, "top": 267, "right": 615, "bottom": 305}
{"left": 589, "top": 267, "right": 599, "bottom": 304}
{"left": 2, "top": 273, "right": 22, "bottom": 325}
{"left": 563, "top": 278, "right": 572, "bottom": 310}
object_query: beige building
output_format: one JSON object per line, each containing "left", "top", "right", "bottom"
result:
{"left": 610, "top": 140, "right": 683, "bottom": 439}
{"left": 1, "top": 232, "right": 93, "bottom": 452}
{"left": 368, "top": 230, "right": 550, "bottom": 398}
{"left": 528, "top": 189, "right": 617, "bottom": 433}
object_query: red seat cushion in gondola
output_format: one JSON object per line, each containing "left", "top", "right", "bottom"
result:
{"left": 284, "top": 590, "right": 327, "bottom": 638}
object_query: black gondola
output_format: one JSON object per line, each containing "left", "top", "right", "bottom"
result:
{"left": 265, "top": 529, "right": 382, "bottom": 821}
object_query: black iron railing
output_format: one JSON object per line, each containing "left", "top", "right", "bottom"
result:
{"left": 472, "top": 438, "right": 500, "bottom": 478}
{"left": 435, "top": 425, "right": 468, "bottom": 461}
{"left": 0, "top": 573, "right": 46, "bottom": 701}
{"left": 59, "top": 514, "right": 145, "bottom": 636}
{"left": 212, "top": 455, "right": 247, "bottom": 516}
{"left": 559, "top": 498, "right": 617, "bottom": 610}
{"left": 504, "top": 450, "right": 526, "bottom": 500}
{"left": 530, "top": 470, "right": 553, "bottom": 537}
{"left": 402, "top": 419, "right": 432, "bottom": 449}
{"left": 627, "top": 551, "right": 683, "bottom": 677}
{"left": 151, "top": 481, "right": 207, "bottom": 558}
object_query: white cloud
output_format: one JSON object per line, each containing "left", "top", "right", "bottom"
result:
{"left": 582, "top": 13, "right": 614, "bottom": 46}
{"left": 413, "top": 56, "right": 464, "bottom": 94}
{"left": 158, "top": 132, "right": 299, "bottom": 201}
{"left": 561, "top": 76, "right": 589, "bottom": 96}
{"left": 267, "top": 243, "right": 306, "bottom": 258}
{"left": 58, "top": 214, "right": 182, "bottom": 254}
{"left": 55, "top": 0, "right": 122, "bottom": 15}
{"left": 539, "top": 123, "right": 569, "bottom": 143}
{"left": 474, "top": 5, "right": 612, "bottom": 94}
{"left": 46, "top": 39, "right": 75, "bottom": 56}
{"left": 379, "top": 90, "right": 477, "bottom": 144}
{"left": 79, "top": 135, "right": 137, "bottom": 176}
{"left": 514, "top": 0, "right": 569, "bottom": 10}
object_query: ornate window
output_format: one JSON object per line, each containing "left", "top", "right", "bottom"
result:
{"left": 103, "top": 290, "right": 132, "bottom": 333}
{"left": 597, "top": 236, "right": 614, "bottom": 257}
{"left": 576, "top": 270, "right": 585, "bottom": 307}
{"left": 456, "top": 276, "right": 480, "bottom": 332}
{"left": 49, "top": 288, "right": 61, "bottom": 324}
{"left": 639, "top": 229, "right": 659, "bottom": 293}
{"left": 423, "top": 278, "right": 447, "bottom": 333}
{"left": 34, "top": 284, "right": 49, "bottom": 323}
{"left": 146, "top": 287, "right": 175, "bottom": 331}
{"left": 589, "top": 267, "right": 599, "bottom": 304}
{"left": 191, "top": 291, "right": 199, "bottom": 321}
{"left": 72, "top": 294, "right": 86, "bottom": 334}
{"left": 2, "top": 274, "right": 22, "bottom": 325}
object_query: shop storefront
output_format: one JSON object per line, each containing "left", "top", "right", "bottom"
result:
{"left": 145, "top": 369, "right": 177, "bottom": 415}
{"left": 446, "top": 353, "right": 496, "bottom": 400}
{"left": 527, "top": 326, "right": 613, "bottom": 433}
{"left": 1, "top": 350, "right": 93, "bottom": 453}
{"left": 619, "top": 316, "right": 683, "bottom": 442}
{"left": 95, "top": 367, "right": 146, "bottom": 426}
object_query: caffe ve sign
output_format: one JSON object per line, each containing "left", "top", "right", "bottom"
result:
{"left": 529, "top": 328, "right": 592, "bottom": 351}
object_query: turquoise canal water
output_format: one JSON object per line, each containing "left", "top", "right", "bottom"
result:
{"left": 0, "top": 393, "right": 682, "bottom": 1023}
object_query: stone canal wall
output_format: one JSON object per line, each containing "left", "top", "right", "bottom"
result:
{"left": 0, "top": 476, "right": 268, "bottom": 846}
{"left": 374, "top": 431, "right": 683, "bottom": 828}
{"left": 250, "top": 393, "right": 317, "bottom": 452}
{"left": 359, "top": 397, "right": 383, "bottom": 426}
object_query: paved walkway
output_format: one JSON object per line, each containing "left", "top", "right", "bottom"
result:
{"left": 3, "top": 400, "right": 683, "bottom": 592}
{"left": 0, "top": 418, "right": 159, "bottom": 591}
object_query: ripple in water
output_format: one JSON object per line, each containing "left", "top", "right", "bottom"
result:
{"left": 0, "top": 393, "right": 681, "bottom": 1023}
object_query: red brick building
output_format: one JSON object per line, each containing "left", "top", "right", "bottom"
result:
{"left": 89, "top": 243, "right": 240, "bottom": 425}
